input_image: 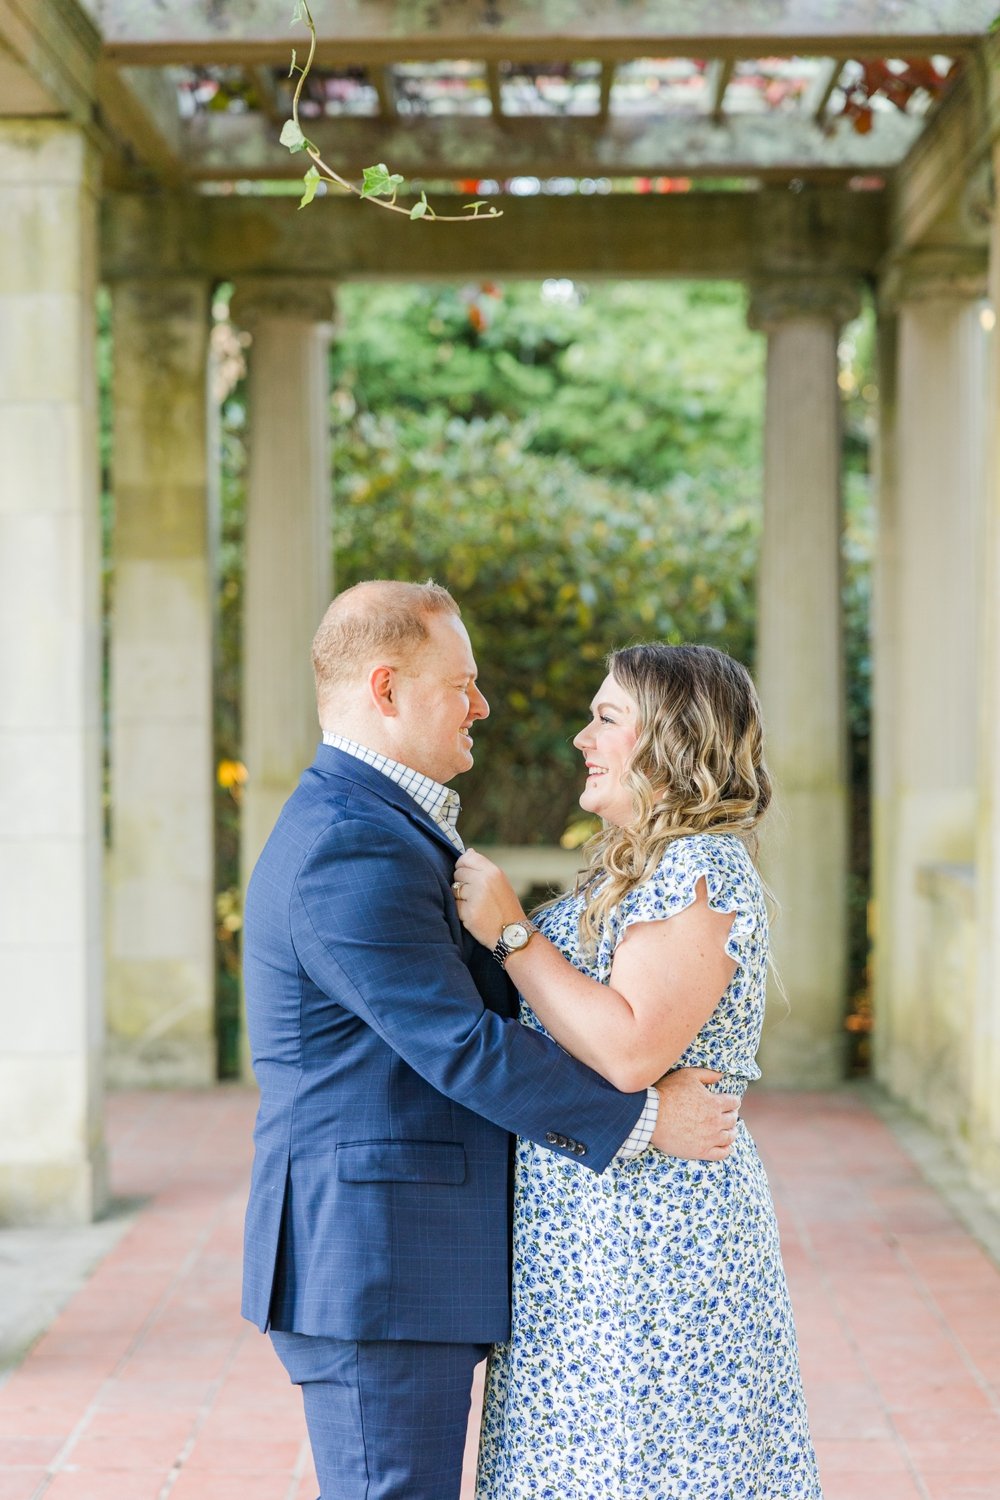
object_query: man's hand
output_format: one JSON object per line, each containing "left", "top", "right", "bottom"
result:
{"left": 650, "top": 1068, "right": 741, "bottom": 1161}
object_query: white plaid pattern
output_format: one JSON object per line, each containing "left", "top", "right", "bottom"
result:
{"left": 616, "top": 1087, "right": 659, "bottom": 1160}
{"left": 324, "top": 732, "right": 653, "bottom": 1159}
{"left": 323, "top": 733, "right": 464, "bottom": 852}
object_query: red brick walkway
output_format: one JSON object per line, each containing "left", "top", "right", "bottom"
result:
{"left": 1, "top": 1088, "right": 999, "bottom": 1500}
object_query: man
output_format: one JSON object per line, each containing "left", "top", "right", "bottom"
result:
{"left": 242, "top": 579, "right": 740, "bottom": 1500}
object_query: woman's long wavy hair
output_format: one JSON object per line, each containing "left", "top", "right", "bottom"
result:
{"left": 573, "top": 643, "right": 772, "bottom": 948}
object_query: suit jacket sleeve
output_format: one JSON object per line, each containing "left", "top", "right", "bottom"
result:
{"left": 290, "top": 818, "right": 646, "bottom": 1173}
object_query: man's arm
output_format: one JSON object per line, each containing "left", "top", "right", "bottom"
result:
{"left": 652, "top": 1069, "right": 741, "bottom": 1161}
{"left": 291, "top": 818, "right": 645, "bottom": 1173}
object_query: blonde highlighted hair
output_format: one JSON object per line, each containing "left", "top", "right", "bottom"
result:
{"left": 574, "top": 642, "right": 771, "bottom": 946}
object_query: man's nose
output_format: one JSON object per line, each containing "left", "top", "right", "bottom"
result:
{"left": 471, "top": 686, "right": 489, "bottom": 720}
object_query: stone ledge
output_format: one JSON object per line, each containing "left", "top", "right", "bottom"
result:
{"left": 915, "top": 859, "right": 976, "bottom": 916}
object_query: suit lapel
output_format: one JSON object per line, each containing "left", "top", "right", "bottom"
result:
{"left": 310, "top": 742, "right": 461, "bottom": 862}
{"left": 309, "top": 743, "right": 516, "bottom": 1016}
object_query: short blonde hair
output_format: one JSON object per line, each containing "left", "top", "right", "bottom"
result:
{"left": 312, "top": 579, "right": 460, "bottom": 711}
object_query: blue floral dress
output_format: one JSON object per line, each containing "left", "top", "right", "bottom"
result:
{"left": 476, "top": 833, "right": 822, "bottom": 1500}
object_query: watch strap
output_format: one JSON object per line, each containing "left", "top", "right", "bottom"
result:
{"left": 492, "top": 920, "right": 537, "bottom": 968}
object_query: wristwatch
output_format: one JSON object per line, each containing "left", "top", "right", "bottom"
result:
{"left": 492, "top": 919, "right": 538, "bottom": 968}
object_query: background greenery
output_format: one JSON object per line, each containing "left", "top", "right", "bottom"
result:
{"left": 202, "top": 278, "right": 875, "bottom": 1071}
{"left": 326, "top": 280, "right": 762, "bottom": 840}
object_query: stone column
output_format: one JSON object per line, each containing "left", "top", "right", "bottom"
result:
{"left": 748, "top": 276, "right": 860, "bottom": 1087}
{"left": 0, "top": 123, "right": 106, "bottom": 1223}
{"left": 230, "top": 279, "right": 334, "bottom": 879}
{"left": 974, "top": 169, "right": 1000, "bottom": 1197}
{"left": 107, "top": 280, "right": 216, "bottom": 1086}
{"left": 872, "top": 253, "right": 987, "bottom": 1119}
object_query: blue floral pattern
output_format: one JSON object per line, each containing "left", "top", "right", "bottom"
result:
{"left": 476, "top": 833, "right": 823, "bottom": 1499}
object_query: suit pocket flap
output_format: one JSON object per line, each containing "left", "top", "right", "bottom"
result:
{"left": 336, "top": 1140, "right": 466, "bottom": 1185}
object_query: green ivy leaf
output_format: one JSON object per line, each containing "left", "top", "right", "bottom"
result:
{"left": 299, "top": 164, "right": 321, "bottom": 209}
{"left": 361, "top": 163, "right": 405, "bottom": 199}
{"left": 280, "top": 119, "right": 308, "bottom": 153}
{"left": 410, "top": 192, "right": 430, "bottom": 221}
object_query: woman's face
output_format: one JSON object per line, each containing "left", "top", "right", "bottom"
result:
{"left": 572, "top": 672, "right": 641, "bottom": 827}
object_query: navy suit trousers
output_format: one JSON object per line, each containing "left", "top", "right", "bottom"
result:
{"left": 270, "top": 1331, "right": 490, "bottom": 1500}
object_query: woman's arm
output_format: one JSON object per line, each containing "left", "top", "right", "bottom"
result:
{"left": 453, "top": 849, "right": 737, "bottom": 1094}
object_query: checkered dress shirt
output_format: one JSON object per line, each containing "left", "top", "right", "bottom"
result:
{"left": 323, "top": 732, "right": 464, "bottom": 851}
{"left": 321, "top": 731, "right": 657, "bottom": 1159}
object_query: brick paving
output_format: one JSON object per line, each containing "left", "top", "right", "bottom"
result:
{"left": 1, "top": 1087, "right": 999, "bottom": 1500}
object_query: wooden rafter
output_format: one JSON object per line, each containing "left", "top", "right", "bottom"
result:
{"left": 96, "top": 62, "right": 184, "bottom": 182}
{"left": 0, "top": 0, "right": 99, "bottom": 121}
{"left": 598, "top": 61, "right": 616, "bottom": 125}
{"left": 706, "top": 58, "right": 735, "bottom": 123}
{"left": 250, "top": 64, "right": 283, "bottom": 128}
{"left": 486, "top": 60, "right": 504, "bottom": 120}
{"left": 891, "top": 31, "right": 1000, "bottom": 250}
{"left": 371, "top": 64, "right": 396, "bottom": 119}
{"left": 97, "top": 0, "right": 998, "bottom": 66}
{"left": 805, "top": 59, "right": 844, "bottom": 125}
{"left": 179, "top": 106, "right": 923, "bottom": 183}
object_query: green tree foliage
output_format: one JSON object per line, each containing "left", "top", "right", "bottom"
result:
{"left": 328, "top": 280, "right": 766, "bottom": 841}
{"left": 333, "top": 408, "right": 757, "bottom": 842}
{"left": 204, "top": 277, "right": 875, "bottom": 1069}
{"left": 331, "top": 280, "right": 763, "bottom": 493}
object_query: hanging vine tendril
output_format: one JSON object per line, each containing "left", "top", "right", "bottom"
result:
{"left": 282, "top": 0, "right": 503, "bottom": 223}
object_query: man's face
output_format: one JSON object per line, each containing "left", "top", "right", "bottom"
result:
{"left": 390, "top": 614, "right": 490, "bottom": 783}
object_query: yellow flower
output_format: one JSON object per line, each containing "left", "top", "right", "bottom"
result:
{"left": 217, "top": 759, "right": 247, "bottom": 790}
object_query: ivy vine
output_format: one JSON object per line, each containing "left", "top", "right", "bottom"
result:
{"left": 282, "top": 0, "right": 502, "bottom": 223}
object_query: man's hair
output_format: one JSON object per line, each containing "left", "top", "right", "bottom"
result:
{"left": 312, "top": 579, "right": 461, "bottom": 713}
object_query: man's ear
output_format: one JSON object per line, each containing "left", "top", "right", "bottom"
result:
{"left": 368, "top": 665, "right": 398, "bottom": 718}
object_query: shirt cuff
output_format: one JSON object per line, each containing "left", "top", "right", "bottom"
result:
{"left": 614, "top": 1086, "right": 659, "bottom": 1161}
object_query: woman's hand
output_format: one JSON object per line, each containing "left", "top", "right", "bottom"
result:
{"left": 452, "top": 849, "right": 525, "bottom": 951}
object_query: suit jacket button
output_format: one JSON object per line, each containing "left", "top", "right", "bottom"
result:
{"left": 545, "top": 1132, "right": 558, "bottom": 1145}
{"left": 556, "top": 1134, "right": 569, "bottom": 1148}
{"left": 574, "top": 1142, "right": 587, "bottom": 1155}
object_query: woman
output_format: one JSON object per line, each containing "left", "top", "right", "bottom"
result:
{"left": 453, "top": 643, "right": 822, "bottom": 1499}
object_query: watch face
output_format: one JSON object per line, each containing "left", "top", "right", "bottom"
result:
{"left": 502, "top": 922, "right": 529, "bottom": 949}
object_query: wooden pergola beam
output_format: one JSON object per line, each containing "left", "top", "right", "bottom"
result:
{"left": 486, "top": 60, "right": 504, "bottom": 120}
{"left": 805, "top": 59, "right": 843, "bottom": 125}
{"left": 0, "top": 0, "right": 99, "bottom": 122}
{"left": 371, "top": 64, "right": 396, "bottom": 120}
{"left": 706, "top": 59, "right": 735, "bottom": 124}
{"left": 101, "top": 186, "right": 887, "bottom": 283}
{"left": 98, "top": 0, "right": 998, "bottom": 66}
{"left": 597, "top": 61, "right": 616, "bottom": 126}
{"left": 890, "top": 33, "right": 1000, "bottom": 250}
{"left": 181, "top": 107, "right": 922, "bottom": 182}
{"left": 96, "top": 62, "right": 185, "bottom": 183}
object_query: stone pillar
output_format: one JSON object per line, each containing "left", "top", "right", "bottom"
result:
{"left": 231, "top": 278, "right": 334, "bottom": 879}
{"left": 870, "top": 303, "right": 900, "bottom": 1090}
{"left": 107, "top": 280, "right": 216, "bottom": 1086}
{"left": 872, "top": 253, "right": 987, "bottom": 1119}
{"left": 974, "top": 170, "right": 1000, "bottom": 1198}
{"left": 0, "top": 123, "right": 106, "bottom": 1223}
{"left": 748, "top": 277, "right": 860, "bottom": 1087}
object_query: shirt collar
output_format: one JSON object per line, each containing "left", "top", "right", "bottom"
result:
{"left": 322, "top": 732, "right": 463, "bottom": 848}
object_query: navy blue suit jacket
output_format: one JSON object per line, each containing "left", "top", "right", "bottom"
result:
{"left": 241, "top": 744, "right": 645, "bottom": 1343}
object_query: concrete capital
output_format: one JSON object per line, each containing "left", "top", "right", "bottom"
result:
{"left": 230, "top": 277, "right": 336, "bottom": 328}
{"left": 747, "top": 275, "right": 861, "bottom": 332}
{"left": 877, "top": 248, "right": 989, "bottom": 310}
